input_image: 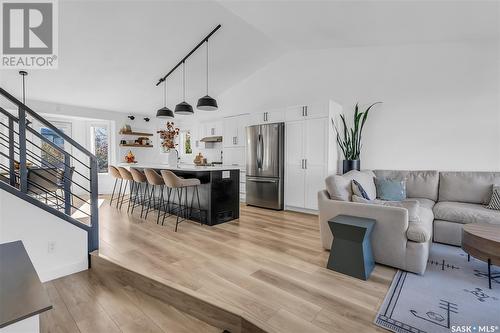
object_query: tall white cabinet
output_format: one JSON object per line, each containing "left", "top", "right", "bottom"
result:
{"left": 285, "top": 113, "right": 329, "bottom": 211}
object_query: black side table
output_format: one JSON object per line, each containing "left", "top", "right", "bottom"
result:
{"left": 327, "top": 215, "right": 376, "bottom": 280}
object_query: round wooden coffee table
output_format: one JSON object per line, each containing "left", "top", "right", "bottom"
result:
{"left": 462, "top": 223, "right": 500, "bottom": 289}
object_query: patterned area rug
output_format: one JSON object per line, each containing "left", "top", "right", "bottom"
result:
{"left": 375, "top": 243, "right": 500, "bottom": 333}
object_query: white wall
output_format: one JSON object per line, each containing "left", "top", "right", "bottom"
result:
{"left": 217, "top": 41, "right": 500, "bottom": 172}
{"left": 0, "top": 190, "right": 88, "bottom": 282}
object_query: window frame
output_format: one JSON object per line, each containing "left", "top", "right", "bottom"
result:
{"left": 89, "top": 122, "right": 110, "bottom": 175}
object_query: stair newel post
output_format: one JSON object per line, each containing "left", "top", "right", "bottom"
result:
{"left": 63, "top": 153, "right": 71, "bottom": 215}
{"left": 8, "top": 117, "right": 16, "bottom": 187}
{"left": 89, "top": 156, "right": 99, "bottom": 252}
{"left": 17, "top": 106, "right": 28, "bottom": 193}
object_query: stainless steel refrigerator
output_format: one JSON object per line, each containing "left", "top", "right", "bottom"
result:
{"left": 246, "top": 122, "right": 284, "bottom": 210}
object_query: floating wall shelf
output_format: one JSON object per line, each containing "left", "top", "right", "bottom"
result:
{"left": 119, "top": 131, "right": 153, "bottom": 136}
{"left": 119, "top": 144, "right": 153, "bottom": 148}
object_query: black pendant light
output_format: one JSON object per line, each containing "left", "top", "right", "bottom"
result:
{"left": 174, "top": 61, "right": 194, "bottom": 115}
{"left": 197, "top": 40, "right": 218, "bottom": 111}
{"left": 156, "top": 78, "right": 174, "bottom": 118}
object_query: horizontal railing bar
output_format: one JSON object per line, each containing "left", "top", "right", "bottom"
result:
{"left": 26, "top": 188, "right": 91, "bottom": 218}
{"left": 23, "top": 140, "right": 92, "bottom": 183}
{"left": 0, "top": 107, "right": 19, "bottom": 121}
{"left": 25, "top": 127, "right": 92, "bottom": 170}
{"left": 0, "top": 146, "right": 92, "bottom": 194}
{"left": 0, "top": 87, "right": 96, "bottom": 160}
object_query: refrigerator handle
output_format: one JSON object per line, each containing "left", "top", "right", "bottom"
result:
{"left": 257, "top": 134, "right": 263, "bottom": 169}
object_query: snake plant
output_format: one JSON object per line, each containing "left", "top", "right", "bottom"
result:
{"left": 332, "top": 102, "right": 382, "bottom": 160}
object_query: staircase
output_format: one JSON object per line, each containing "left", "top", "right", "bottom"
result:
{"left": 0, "top": 87, "right": 99, "bottom": 256}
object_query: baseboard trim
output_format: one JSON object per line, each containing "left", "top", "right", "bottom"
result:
{"left": 284, "top": 206, "right": 319, "bottom": 215}
{"left": 38, "top": 259, "right": 88, "bottom": 282}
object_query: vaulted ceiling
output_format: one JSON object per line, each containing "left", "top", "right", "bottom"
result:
{"left": 0, "top": 0, "right": 498, "bottom": 115}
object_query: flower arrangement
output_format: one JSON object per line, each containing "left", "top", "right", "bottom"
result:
{"left": 157, "top": 121, "right": 180, "bottom": 151}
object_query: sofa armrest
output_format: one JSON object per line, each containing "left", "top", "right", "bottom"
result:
{"left": 318, "top": 190, "right": 409, "bottom": 255}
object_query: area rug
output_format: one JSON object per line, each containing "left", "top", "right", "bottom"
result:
{"left": 375, "top": 243, "right": 500, "bottom": 333}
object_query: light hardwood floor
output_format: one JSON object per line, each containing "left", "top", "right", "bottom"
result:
{"left": 43, "top": 197, "right": 396, "bottom": 332}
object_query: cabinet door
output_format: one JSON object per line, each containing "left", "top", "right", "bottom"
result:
{"left": 224, "top": 147, "right": 245, "bottom": 166}
{"left": 285, "top": 105, "right": 306, "bottom": 122}
{"left": 285, "top": 121, "right": 305, "bottom": 208}
{"left": 267, "top": 109, "right": 285, "bottom": 123}
{"left": 236, "top": 114, "right": 249, "bottom": 147}
{"left": 223, "top": 117, "right": 237, "bottom": 147}
{"left": 303, "top": 117, "right": 328, "bottom": 210}
{"left": 304, "top": 102, "right": 328, "bottom": 119}
{"left": 249, "top": 112, "right": 265, "bottom": 125}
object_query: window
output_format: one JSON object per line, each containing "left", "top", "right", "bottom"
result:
{"left": 39, "top": 122, "right": 71, "bottom": 169}
{"left": 184, "top": 131, "right": 192, "bottom": 154}
{"left": 90, "top": 125, "right": 109, "bottom": 173}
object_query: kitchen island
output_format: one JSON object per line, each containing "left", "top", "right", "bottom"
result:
{"left": 119, "top": 163, "right": 240, "bottom": 225}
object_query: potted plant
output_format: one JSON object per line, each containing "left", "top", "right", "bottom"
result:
{"left": 332, "top": 102, "right": 381, "bottom": 174}
{"left": 157, "top": 122, "right": 180, "bottom": 166}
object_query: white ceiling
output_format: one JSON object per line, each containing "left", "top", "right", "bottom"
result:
{"left": 1, "top": 0, "right": 498, "bottom": 115}
{"left": 0, "top": 0, "right": 283, "bottom": 114}
{"left": 219, "top": 0, "right": 500, "bottom": 50}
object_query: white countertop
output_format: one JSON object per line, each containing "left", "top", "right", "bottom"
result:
{"left": 118, "top": 162, "right": 242, "bottom": 172}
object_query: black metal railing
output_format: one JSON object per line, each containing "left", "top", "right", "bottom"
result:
{"left": 0, "top": 87, "right": 99, "bottom": 253}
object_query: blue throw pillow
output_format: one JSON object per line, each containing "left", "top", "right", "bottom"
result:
{"left": 375, "top": 178, "right": 407, "bottom": 201}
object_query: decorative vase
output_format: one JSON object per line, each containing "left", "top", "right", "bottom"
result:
{"left": 343, "top": 159, "right": 360, "bottom": 174}
{"left": 167, "top": 149, "right": 178, "bottom": 166}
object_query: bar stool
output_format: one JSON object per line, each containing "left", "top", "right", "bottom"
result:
{"left": 160, "top": 170, "right": 202, "bottom": 232}
{"left": 144, "top": 168, "right": 166, "bottom": 224}
{"left": 109, "top": 166, "right": 122, "bottom": 207}
{"left": 129, "top": 168, "right": 149, "bottom": 217}
{"left": 117, "top": 167, "right": 134, "bottom": 210}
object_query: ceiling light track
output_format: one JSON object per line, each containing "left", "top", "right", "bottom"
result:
{"left": 155, "top": 24, "right": 221, "bottom": 87}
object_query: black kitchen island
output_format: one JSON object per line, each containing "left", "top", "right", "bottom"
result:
{"left": 121, "top": 164, "right": 240, "bottom": 225}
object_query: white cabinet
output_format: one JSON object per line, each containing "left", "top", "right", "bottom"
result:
{"left": 224, "top": 146, "right": 245, "bottom": 166}
{"left": 285, "top": 102, "right": 329, "bottom": 122}
{"left": 285, "top": 117, "right": 328, "bottom": 211}
{"left": 223, "top": 114, "right": 249, "bottom": 147}
{"left": 204, "top": 121, "right": 222, "bottom": 137}
{"left": 249, "top": 109, "right": 285, "bottom": 125}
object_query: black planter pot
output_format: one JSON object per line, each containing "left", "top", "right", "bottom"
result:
{"left": 343, "top": 160, "right": 360, "bottom": 174}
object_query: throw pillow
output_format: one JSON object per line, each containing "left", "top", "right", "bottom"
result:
{"left": 375, "top": 178, "right": 407, "bottom": 201}
{"left": 352, "top": 179, "right": 371, "bottom": 200}
{"left": 325, "top": 170, "right": 376, "bottom": 201}
{"left": 351, "top": 195, "right": 420, "bottom": 222}
{"left": 487, "top": 185, "right": 500, "bottom": 210}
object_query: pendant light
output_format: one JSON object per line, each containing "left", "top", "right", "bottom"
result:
{"left": 197, "top": 40, "right": 218, "bottom": 111}
{"left": 174, "top": 61, "right": 194, "bottom": 115}
{"left": 156, "top": 78, "right": 174, "bottom": 118}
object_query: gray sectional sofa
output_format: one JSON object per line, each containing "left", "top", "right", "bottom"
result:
{"left": 318, "top": 170, "right": 500, "bottom": 275}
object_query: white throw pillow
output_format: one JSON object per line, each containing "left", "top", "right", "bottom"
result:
{"left": 352, "top": 195, "right": 420, "bottom": 222}
{"left": 325, "top": 170, "right": 376, "bottom": 201}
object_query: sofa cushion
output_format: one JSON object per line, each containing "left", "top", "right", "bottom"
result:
{"left": 411, "top": 198, "right": 436, "bottom": 210}
{"left": 352, "top": 195, "right": 420, "bottom": 222}
{"left": 325, "top": 170, "right": 376, "bottom": 201}
{"left": 439, "top": 171, "right": 500, "bottom": 204}
{"left": 433, "top": 201, "right": 500, "bottom": 224}
{"left": 407, "top": 206, "right": 433, "bottom": 243}
{"left": 352, "top": 179, "right": 370, "bottom": 200}
{"left": 374, "top": 170, "right": 439, "bottom": 201}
